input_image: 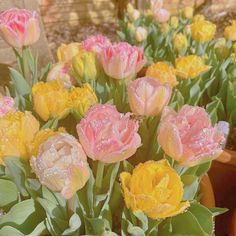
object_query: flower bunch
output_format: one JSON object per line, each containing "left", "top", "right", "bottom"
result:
{"left": 0, "top": 6, "right": 231, "bottom": 236}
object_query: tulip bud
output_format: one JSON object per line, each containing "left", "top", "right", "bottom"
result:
{"left": 127, "top": 3, "right": 135, "bottom": 14}
{"left": 215, "top": 38, "right": 229, "bottom": 59}
{"left": 127, "top": 23, "right": 136, "bottom": 34}
{"left": 224, "top": 21, "right": 236, "bottom": 41}
{"left": 154, "top": 8, "right": 170, "bottom": 23}
{"left": 128, "top": 77, "right": 172, "bottom": 116}
{"left": 193, "top": 14, "right": 205, "bottom": 22}
{"left": 135, "top": 27, "right": 148, "bottom": 42}
{"left": 128, "top": 9, "right": 140, "bottom": 22}
{"left": 182, "top": 6, "right": 194, "bottom": 19}
{"left": 57, "top": 43, "right": 81, "bottom": 62}
{"left": 170, "top": 16, "right": 179, "bottom": 29}
{"left": 72, "top": 50, "right": 98, "bottom": 82}
{"left": 173, "top": 33, "right": 188, "bottom": 53}
{"left": 47, "top": 62, "right": 76, "bottom": 89}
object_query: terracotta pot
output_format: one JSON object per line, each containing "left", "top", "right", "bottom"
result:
{"left": 230, "top": 209, "right": 236, "bottom": 236}
{"left": 208, "top": 150, "right": 236, "bottom": 236}
{"left": 200, "top": 174, "right": 215, "bottom": 208}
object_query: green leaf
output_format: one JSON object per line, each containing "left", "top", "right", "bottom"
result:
{"left": 9, "top": 68, "right": 31, "bottom": 95}
{"left": 62, "top": 213, "right": 81, "bottom": 236}
{"left": 188, "top": 203, "right": 214, "bottom": 235}
{"left": 181, "top": 175, "right": 199, "bottom": 200}
{"left": 209, "top": 207, "right": 228, "bottom": 217}
{"left": 0, "top": 199, "right": 45, "bottom": 235}
{"left": 0, "top": 179, "right": 18, "bottom": 209}
{"left": 171, "top": 211, "right": 207, "bottom": 236}
{"left": 84, "top": 216, "right": 107, "bottom": 235}
{"left": 4, "top": 157, "right": 30, "bottom": 197}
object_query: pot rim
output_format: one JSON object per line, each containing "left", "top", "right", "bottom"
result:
{"left": 216, "top": 149, "right": 236, "bottom": 167}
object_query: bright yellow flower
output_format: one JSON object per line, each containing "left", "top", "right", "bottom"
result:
{"left": 170, "top": 16, "right": 179, "bottom": 29}
{"left": 0, "top": 111, "right": 39, "bottom": 163}
{"left": 191, "top": 20, "right": 216, "bottom": 43}
{"left": 72, "top": 50, "right": 98, "bottom": 82}
{"left": 57, "top": 43, "right": 81, "bottom": 62}
{"left": 146, "top": 62, "right": 178, "bottom": 87}
{"left": 32, "top": 80, "right": 70, "bottom": 121}
{"left": 182, "top": 6, "right": 194, "bottom": 19}
{"left": 175, "top": 55, "right": 211, "bottom": 79}
{"left": 193, "top": 14, "right": 205, "bottom": 22}
{"left": 120, "top": 160, "right": 189, "bottom": 219}
{"left": 224, "top": 21, "right": 236, "bottom": 41}
{"left": 28, "top": 128, "right": 65, "bottom": 157}
{"left": 70, "top": 83, "right": 98, "bottom": 117}
{"left": 173, "top": 33, "right": 188, "bottom": 52}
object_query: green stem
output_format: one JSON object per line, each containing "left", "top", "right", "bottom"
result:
{"left": 22, "top": 46, "right": 30, "bottom": 84}
{"left": 95, "top": 161, "right": 105, "bottom": 192}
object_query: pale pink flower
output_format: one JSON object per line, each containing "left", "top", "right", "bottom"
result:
{"left": 157, "top": 105, "right": 225, "bottom": 167}
{"left": 30, "top": 133, "right": 90, "bottom": 199}
{"left": 0, "top": 8, "right": 40, "bottom": 48}
{"left": 135, "top": 27, "right": 148, "bottom": 42}
{"left": 154, "top": 8, "right": 170, "bottom": 23}
{"left": 47, "top": 62, "right": 76, "bottom": 89}
{"left": 81, "top": 35, "right": 111, "bottom": 53}
{"left": 77, "top": 104, "right": 141, "bottom": 163}
{"left": 99, "top": 42, "right": 146, "bottom": 80}
{"left": 128, "top": 77, "right": 171, "bottom": 116}
{"left": 0, "top": 95, "right": 16, "bottom": 117}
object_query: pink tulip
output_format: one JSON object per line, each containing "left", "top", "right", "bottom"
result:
{"left": 0, "top": 95, "right": 16, "bottom": 117}
{"left": 47, "top": 62, "right": 76, "bottom": 89}
{"left": 157, "top": 105, "right": 225, "bottom": 167}
{"left": 81, "top": 35, "right": 111, "bottom": 53}
{"left": 77, "top": 104, "right": 141, "bottom": 163}
{"left": 98, "top": 42, "right": 146, "bottom": 80}
{"left": 0, "top": 8, "right": 40, "bottom": 48}
{"left": 128, "top": 77, "right": 171, "bottom": 116}
{"left": 154, "top": 8, "right": 170, "bottom": 23}
{"left": 30, "top": 133, "right": 90, "bottom": 199}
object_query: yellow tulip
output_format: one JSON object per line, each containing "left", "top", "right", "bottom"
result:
{"left": 0, "top": 111, "right": 39, "bottom": 163}
{"left": 70, "top": 83, "right": 98, "bottom": 117}
{"left": 146, "top": 61, "right": 178, "bottom": 87}
{"left": 120, "top": 160, "right": 189, "bottom": 219}
{"left": 173, "top": 33, "right": 188, "bottom": 52}
{"left": 193, "top": 14, "right": 205, "bottom": 22}
{"left": 57, "top": 42, "right": 81, "bottom": 62}
{"left": 72, "top": 50, "right": 98, "bottom": 82}
{"left": 170, "top": 16, "right": 179, "bottom": 29}
{"left": 32, "top": 80, "right": 70, "bottom": 121}
{"left": 182, "top": 6, "right": 194, "bottom": 19}
{"left": 28, "top": 128, "right": 65, "bottom": 157}
{"left": 191, "top": 20, "right": 216, "bottom": 43}
{"left": 224, "top": 21, "right": 236, "bottom": 41}
{"left": 175, "top": 55, "right": 211, "bottom": 79}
